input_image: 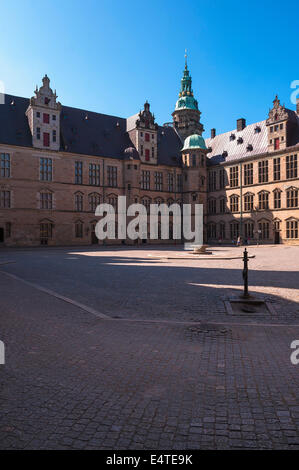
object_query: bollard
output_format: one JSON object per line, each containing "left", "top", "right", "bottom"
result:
{"left": 242, "top": 248, "right": 249, "bottom": 298}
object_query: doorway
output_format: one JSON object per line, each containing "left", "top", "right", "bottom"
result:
{"left": 91, "top": 223, "right": 98, "bottom": 244}
{"left": 0, "top": 227, "right": 4, "bottom": 243}
{"left": 274, "top": 231, "right": 280, "bottom": 244}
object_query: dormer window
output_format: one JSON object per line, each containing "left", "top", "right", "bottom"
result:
{"left": 222, "top": 151, "right": 228, "bottom": 158}
{"left": 44, "top": 97, "right": 50, "bottom": 105}
{"left": 247, "top": 144, "right": 253, "bottom": 151}
{"left": 237, "top": 137, "right": 243, "bottom": 145}
{"left": 254, "top": 126, "right": 261, "bottom": 133}
{"left": 230, "top": 133, "right": 235, "bottom": 141}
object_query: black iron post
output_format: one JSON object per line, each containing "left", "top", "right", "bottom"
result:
{"left": 242, "top": 248, "right": 249, "bottom": 298}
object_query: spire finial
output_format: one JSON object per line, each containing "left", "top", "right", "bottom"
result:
{"left": 184, "top": 48, "right": 187, "bottom": 69}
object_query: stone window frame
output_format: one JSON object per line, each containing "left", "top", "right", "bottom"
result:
{"left": 39, "top": 189, "right": 53, "bottom": 210}
{"left": 74, "top": 191, "right": 84, "bottom": 212}
{"left": 88, "top": 192, "right": 101, "bottom": 213}
{"left": 286, "top": 218, "right": 298, "bottom": 239}
{"left": 229, "top": 194, "right": 239, "bottom": 213}
{"left": 286, "top": 186, "right": 298, "bottom": 208}
{"left": 243, "top": 192, "right": 254, "bottom": 212}
{"left": 258, "top": 190, "right": 270, "bottom": 210}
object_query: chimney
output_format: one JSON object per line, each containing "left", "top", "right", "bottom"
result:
{"left": 237, "top": 118, "right": 246, "bottom": 131}
{"left": 211, "top": 128, "right": 216, "bottom": 138}
{"left": 297, "top": 98, "right": 299, "bottom": 115}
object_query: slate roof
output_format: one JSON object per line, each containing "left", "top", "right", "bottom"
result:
{"left": 0, "top": 93, "right": 183, "bottom": 166}
{"left": 205, "top": 113, "right": 299, "bottom": 166}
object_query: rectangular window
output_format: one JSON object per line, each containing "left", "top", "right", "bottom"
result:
{"left": 167, "top": 173, "right": 174, "bottom": 192}
{"left": 52, "top": 115, "right": 56, "bottom": 121}
{"left": 43, "top": 113, "right": 50, "bottom": 124}
{"left": 258, "top": 192, "right": 269, "bottom": 210}
{"left": 208, "top": 199, "right": 216, "bottom": 214}
{"left": 0, "top": 190, "right": 11, "bottom": 208}
{"left": 152, "top": 147, "right": 155, "bottom": 159}
{"left": 286, "top": 220, "right": 298, "bottom": 239}
{"left": 258, "top": 160, "right": 268, "bottom": 183}
{"left": 145, "top": 133, "right": 150, "bottom": 142}
{"left": 286, "top": 154, "right": 298, "bottom": 179}
{"left": 287, "top": 189, "right": 298, "bottom": 208}
{"left": 52, "top": 130, "right": 56, "bottom": 143}
{"left": 230, "top": 223, "right": 239, "bottom": 239}
{"left": 40, "top": 158, "right": 52, "bottom": 181}
{"left": 75, "top": 193, "right": 83, "bottom": 211}
{"left": 219, "top": 223, "right": 225, "bottom": 240}
{"left": 229, "top": 166, "right": 239, "bottom": 187}
{"left": 273, "top": 158, "right": 281, "bottom": 181}
{"left": 107, "top": 166, "right": 117, "bottom": 187}
{"left": 219, "top": 168, "right": 225, "bottom": 189}
{"left": 145, "top": 149, "right": 150, "bottom": 161}
{"left": 40, "top": 192, "right": 53, "bottom": 209}
{"left": 43, "top": 132, "right": 50, "bottom": 147}
{"left": 230, "top": 196, "right": 239, "bottom": 212}
{"left": 36, "top": 127, "right": 41, "bottom": 140}
{"left": 258, "top": 221, "right": 269, "bottom": 239}
{"left": 274, "top": 191, "right": 281, "bottom": 209}
{"left": 89, "top": 193, "right": 100, "bottom": 212}
{"left": 244, "top": 163, "right": 253, "bottom": 185}
{"left": 141, "top": 170, "right": 150, "bottom": 190}
{"left": 75, "top": 161, "right": 83, "bottom": 184}
{"left": 219, "top": 198, "right": 226, "bottom": 213}
{"left": 0, "top": 153, "right": 10, "bottom": 178}
{"left": 274, "top": 137, "right": 280, "bottom": 150}
{"left": 208, "top": 171, "right": 217, "bottom": 191}
{"left": 89, "top": 164, "right": 100, "bottom": 186}
{"left": 244, "top": 194, "right": 253, "bottom": 212}
{"left": 244, "top": 222, "right": 254, "bottom": 239}
{"left": 154, "top": 172, "right": 163, "bottom": 191}
{"left": 40, "top": 222, "right": 53, "bottom": 244}
{"left": 177, "top": 174, "right": 182, "bottom": 192}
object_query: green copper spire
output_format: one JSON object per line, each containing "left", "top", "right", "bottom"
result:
{"left": 175, "top": 51, "right": 199, "bottom": 111}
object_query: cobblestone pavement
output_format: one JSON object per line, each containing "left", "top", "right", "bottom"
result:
{"left": 0, "top": 245, "right": 298, "bottom": 449}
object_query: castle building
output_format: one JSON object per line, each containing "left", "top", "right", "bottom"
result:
{"left": 0, "top": 61, "right": 298, "bottom": 246}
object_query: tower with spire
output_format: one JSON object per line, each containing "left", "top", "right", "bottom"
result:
{"left": 172, "top": 51, "right": 203, "bottom": 141}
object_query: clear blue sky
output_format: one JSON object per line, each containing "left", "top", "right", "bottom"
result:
{"left": 1, "top": 0, "right": 298, "bottom": 137}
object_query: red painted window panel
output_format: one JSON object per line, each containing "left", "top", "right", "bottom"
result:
{"left": 145, "top": 133, "right": 150, "bottom": 142}
{"left": 43, "top": 132, "right": 50, "bottom": 147}
{"left": 145, "top": 149, "right": 150, "bottom": 161}
{"left": 43, "top": 113, "right": 50, "bottom": 124}
{"left": 274, "top": 138, "right": 280, "bottom": 150}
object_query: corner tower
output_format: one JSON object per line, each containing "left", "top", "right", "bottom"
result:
{"left": 172, "top": 52, "right": 203, "bottom": 141}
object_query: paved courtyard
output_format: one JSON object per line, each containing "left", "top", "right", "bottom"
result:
{"left": 0, "top": 244, "right": 299, "bottom": 449}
